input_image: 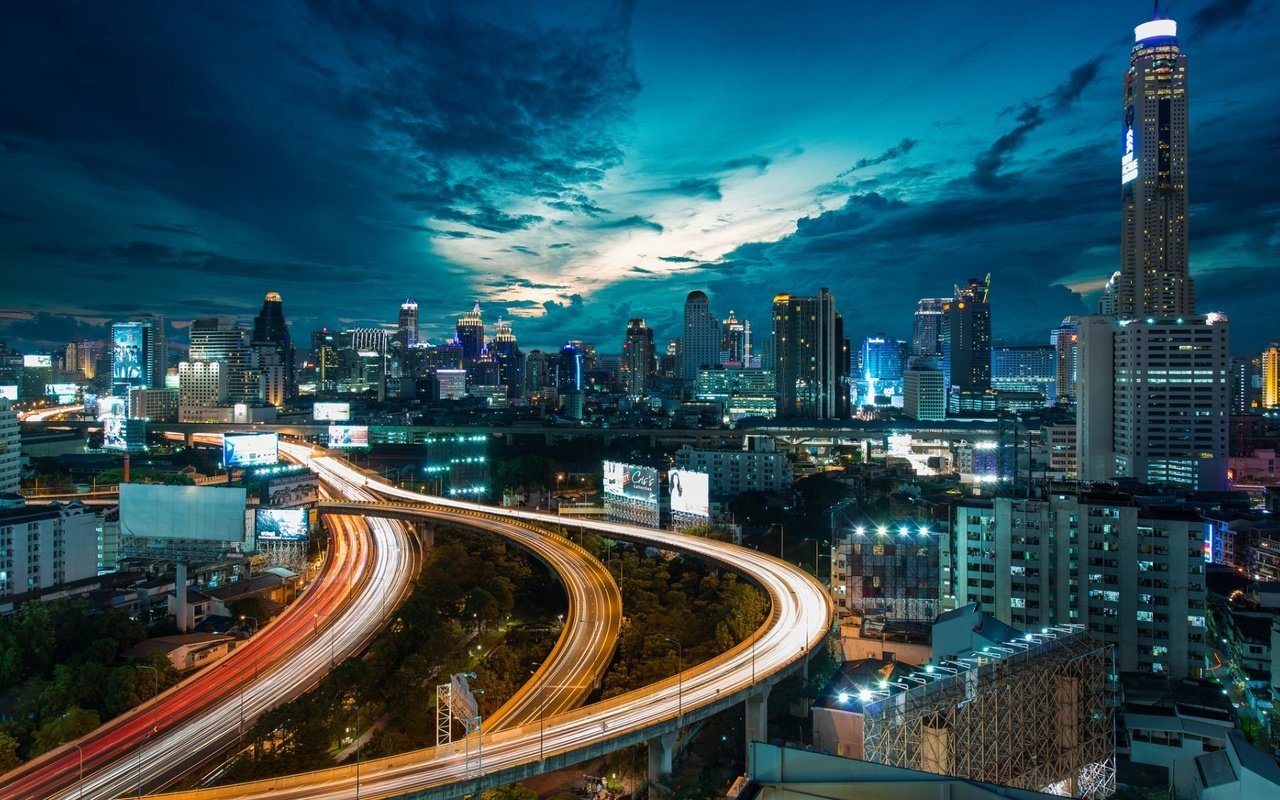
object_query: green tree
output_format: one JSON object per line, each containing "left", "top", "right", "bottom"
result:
{"left": 480, "top": 782, "right": 538, "bottom": 800}
{"left": 31, "top": 707, "right": 100, "bottom": 756}
{"left": 682, "top": 523, "right": 736, "bottom": 542}
{"left": 0, "top": 730, "right": 20, "bottom": 773}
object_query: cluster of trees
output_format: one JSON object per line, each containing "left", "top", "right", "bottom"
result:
{"left": 0, "top": 599, "right": 179, "bottom": 765}
{"left": 217, "top": 525, "right": 565, "bottom": 782}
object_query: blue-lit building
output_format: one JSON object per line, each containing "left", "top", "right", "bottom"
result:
{"left": 991, "top": 344, "right": 1056, "bottom": 405}
{"left": 555, "top": 342, "right": 584, "bottom": 394}
{"left": 858, "top": 335, "right": 908, "bottom": 406}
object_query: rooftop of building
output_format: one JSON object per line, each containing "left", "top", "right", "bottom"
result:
{"left": 1119, "top": 673, "right": 1236, "bottom": 721}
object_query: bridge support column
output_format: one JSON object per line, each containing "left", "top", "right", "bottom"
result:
{"left": 647, "top": 731, "right": 677, "bottom": 799}
{"left": 414, "top": 521, "right": 434, "bottom": 550}
{"left": 744, "top": 685, "right": 771, "bottom": 773}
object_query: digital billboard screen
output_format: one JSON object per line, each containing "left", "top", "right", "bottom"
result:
{"left": 328, "top": 425, "right": 369, "bottom": 449}
{"left": 97, "top": 396, "right": 126, "bottom": 420}
{"left": 112, "top": 325, "right": 144, "bottom": 383}
{"left": 102, "top": 418, "right": 127, "bottom": 451}
{"left": 120, "top": 484, "right": 248, "bottom": 542}
{"left": 223, "top": 432, "right": 279, "bottom": 467}
{"left": 602, "top": 461, "right": 658, "bottom": 505}
{"left": 23, "top": 354, "right": 52, "bottom": 368}
{"left": 45, "top": 383, "right": 79, "bottom": 403}
{"left": 255, "top": 508, "right": 309, "bottom": 541}
{"left": 0, "top": 386, "right": 17, "bottom": 401}
{"left": 669, "top": 468, "right": 710, "bottom": 517}
{"left": 313, "top": 402, "right": 351, "bottom": 421}
{"left": 266, "top": 474, "right": 319, "bottom": 507}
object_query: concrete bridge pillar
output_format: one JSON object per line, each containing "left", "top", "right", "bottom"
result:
{"left": 414, "top": 521, "right": 434, "bottom": 550}
{"left": 647, "top": 731, "right": 678, "bottom": 799}
{"left": 745, "top": 684, "right": 771, "bottom": 759}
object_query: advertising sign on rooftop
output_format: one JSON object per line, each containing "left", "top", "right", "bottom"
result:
{"left": 223, "top": 432, "right": 279, "bottom": 468}
{"left": 602, "top": 461, "right": 658, "bottom": 506}
{"left": 120, "top": 483, "right": 248, "bottom": 542}
{"left": 328, "top": 425, "right": 369, "bottom": 449}
{"left": 255, "top": 507, "right": 309, "bottom": 541}
{"left": 313, "top": 401, "right": 351, "bottom": 422}
{"left": 669, "top": 468, "right": 710, "bottom": 517}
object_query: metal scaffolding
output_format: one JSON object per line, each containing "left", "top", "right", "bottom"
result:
{"left": 860, "top": 626, "right": 1115, "bottom": 799}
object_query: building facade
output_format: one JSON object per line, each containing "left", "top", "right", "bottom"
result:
{"left": 681, "top": 291, "right": 721, "bottom": 382}
{"left": 773, "top": 288, "right": 850, "bottom": 419}
{"left": 0, "top": 499, "right": 101, "bottom": 598}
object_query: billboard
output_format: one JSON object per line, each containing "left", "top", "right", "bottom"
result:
{"left": 102, "top": 418, "right": 127, "bottom": 451}
{"left": 266, "top": 474, "right": 320, "bottom": 507}
{"left": 669, "top": 468, "right": 710, "bottom": 517}
{"left": 602, "top": 461, "right": 659, "bottom": 505}
{"left": 45, "top": 383, "right": 80, "bottom": 403}
{"left": 120, "top": 483, "right": 248, "bottom": 542}
{"left": 23, "top": 354, "right": 52, "bottom": 368}
{"left": 223, "top": 432, "right": 279, "bottom": 467}
{"left": 0, "top": 386, "right": 17, "bottom": 401}
{"left": 255, "top": 507, "right": 309, "bottom": 541}
{"left": 97, "top": 396, "right": 127, "bottom": 420}
{"left": 112, "top": 325, "right": 144, "bottom": 383}
{"left": 313, "top": 401, "right": 351, "bottom": 421}
{"left": 328, "top": 425, "right": 369, "bottom": 449}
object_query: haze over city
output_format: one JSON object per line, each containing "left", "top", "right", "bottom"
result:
{"left": 2, "top": 0, "right": 1277, "bottom": 353}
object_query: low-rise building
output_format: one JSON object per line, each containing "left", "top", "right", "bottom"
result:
{"left": 0, "top": 498, "right": 100, "bottom": 598}
{"left": 673, "top": 436, "right": 793, "bottom": 498}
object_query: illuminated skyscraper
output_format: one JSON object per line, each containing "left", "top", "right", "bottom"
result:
{"left": 911, "top": 297, "right": 948, "bottom": 359}
{"left": 622, "top": 318, "right": 655, "bottom": 395}
{"left": 491, "top": 318, "right": 523, "bottom": 398}
{"left": 720, "top": 310, "right": 751, "bottom": 367}
{"left": 250, "top": 291, "right": 296, "bottom": 405}
{"left": 1115, "top": 19, "right": 1192, "bottom": 318}
{"left": 456, "top": 302, "right": 485, "bottom": 365}
{"left": 1051, "top": 317, "right": 1079, "bottom": 405}
{"left": 772, "top": 288, "right": 850, "bottom": 419}
{"left": 1262, "top": 343, "right": 1280, "bottom": 409}
{"left": 397, "top": 299, "right": 419, "bottom": 349}
{"left": 1078, "top": 16, "right": 1229, "bottom": 490}
{"left": 681, "top": 291, "right": 720, "bottom": 382}
{"left": 939, "top": 276, "right": 991, "bottom": 410}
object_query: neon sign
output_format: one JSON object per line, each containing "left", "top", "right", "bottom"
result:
{"left": 1121, "top": 126, "right": 1138, "bottom": 184}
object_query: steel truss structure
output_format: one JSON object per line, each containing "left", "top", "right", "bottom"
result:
{"left": 860, "top": 626, "right": 1115, "bottom": 799}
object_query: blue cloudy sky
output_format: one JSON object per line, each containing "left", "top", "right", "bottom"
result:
{"left": 1, "top": 0, "right": 1277, "bottom": 355}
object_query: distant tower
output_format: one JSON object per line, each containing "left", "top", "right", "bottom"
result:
{"left": 1052, "top": 317, "right": 1080, "bottom": 405}
{"left": 491, "top": 318, "right": 524, "bottom": 398}
{"left": 772, "top": 288, "right": 849, "bottom": 419}
{"left": 1115, "top": 18, "right": 1192, "bottom": 318}
{"left": 622, "top": 318, "right": 656, "bottom": 395}
{"left": 456, "top": 302, "right": 485, "bottom": 365}
{"left": 250, "top": 291, "right": 296, "bottom": 405}
{"left": 720, "top": 310, "right": 751, "bottom": 367}
{"left": 911, "top": 298, "right": 948, "bottom": 358}
{"left": 398, "top": 299, "right": 419, "bottom": 349}
{"left": 680, "top": 291, "right": 720, "bottom": 382}
{"left": 939, "top": 276, "right": 992, "bottom": 408}
{"left": 1097, "top": 271, "right": 1121, "bottom": 315}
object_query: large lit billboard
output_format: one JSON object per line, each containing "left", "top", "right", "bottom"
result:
{"left": 23, "top": 355, "right": 52, "bottom": 368}
{"left": 313, "top": 401, "right": 351, "bottom": 422}
{"left": 223, "top": 432, "right": 279, "bottom": 467}
{"left": 255, "top": 508, "right": 309, "bottom": 541}
{"left": 112, "top": 325, "right": 144, "bottom": 383}
{"left": 266, "top": 474, "right": 319, "bottom": 507}
{"left": 328, "top": 425, "right": 369, "bottom": 449}
{"left": 119, "top": 484, "right": 248, "bottom": 542}
{"left": 602, "top": 461, "right": 658, "bottom": 505}
{"left": 45, "top": 383, "right": 79, "bottom": 403}
{"left": 0, "top": 386, "right": 17, "bottom": 401}
{"left": 102, "top": 418, "right": 127, "bottom": 451}
{"left": 669, "top": 468, "right": 710, "bottom": 517}
{"left": 97, "top": 396, "right": 127, "bottom": 420}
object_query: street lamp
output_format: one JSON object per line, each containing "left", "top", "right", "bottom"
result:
{"left": 72, "top": 743, "right": 83, "bottom": 800}
{"left": 661, "top": 636, "right": 683, "bottom": 719}
{"left": 355, "top": 703, "right": 362, "bottom": 800}
{"left": 135, "top": 732, "right": 152, "bottom": 800}
{"left": 239, "top": 614, "right": 259, "bottom": 636}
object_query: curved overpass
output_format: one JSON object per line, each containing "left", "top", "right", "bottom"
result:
{"left": 146, "top": 451, "right": 832, "bottom": 800}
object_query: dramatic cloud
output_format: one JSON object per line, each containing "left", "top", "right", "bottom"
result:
{"left": 1190, "top": 0, "right": 1256, "bottom": 36}
{"left": 838, "top": 139, "right": 919, "bottom": 177}
{"left": 970, "top": 106, "right": 1044, "bottom": 191}
{"left": 1052, "top": 57, "right": 1104, "bottom": 107}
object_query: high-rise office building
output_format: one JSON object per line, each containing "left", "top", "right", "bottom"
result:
{"left": 311, "top": 328, "right": 340, "bottom": 391}
{"left": 490, "top": 318, "right": 523, "bottom": 398}
{"left": 110, "top": 320, "right": 157, "bottom": 397}
{"left": 903, "top": 367, "right": 945, "bottom": 421}
{"left": 622, "top": 318, "right": 655, "bottom": 395}
{"left": 555, "top": 342, "right": 585, "bottom": 394}
{"left": 1228, "top": 355, "right": 1255, "bottom": 416}
{"left": 680, "top": 291, "right": 721, "bottom": 382}
{"left": 250, "top": 292, "right": 296, "bottom": 406}
{"left": 1261, "top": 343, "right": 1280, "bottom": 409}
{"left": 1115, "top": 19, "right": 1192, "bottom": 319}
{"left": 772, "top": 288, "right": 850, "bottom": 419}
{"left": 858, "top": 334, "right": 907, "bottom": 405}
{"left": 720, "top": 310, "right": 751, "bottom": 367}
{"left": 991, "top": 344, "right": 1055, "bottom": 402}
{"left": 1052, "top": 316, "right": 1079, "bottom": 405}
{"left": 939, "top": 276, "right": 991, "bottom": 410}
{"left": 397, "top": 299, "right": 419, "bottom": 349}
{"left": 1097, "top": 271, "right": 1121, "bottom": 315}
{"left": 456, "top": 302, "right": 485, "bottom": 365}
{"left": 1078, "top": 16, "right": 1230, "bottom": 491}
{"left": 911, "top": 297, "right": 948, "bottom": 358}
{"left": 178, "top": 361, "right": 229, "bottom": 422}
{"left": 524, "top": 350, "right": 551, "bottom": 396}
{"left": 189, "top": 317, "right": 245, "bottom": 362}
{"left": 128, "top": 313, "right": 168, "bottom": 387}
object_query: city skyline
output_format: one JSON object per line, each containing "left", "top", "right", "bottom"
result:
{"left": 2, "top": 1, "right": 1278, "bottom": 354}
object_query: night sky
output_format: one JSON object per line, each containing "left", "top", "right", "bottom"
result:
{"left": 2, "top": 0, "right": 1277, "bottom": 355}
